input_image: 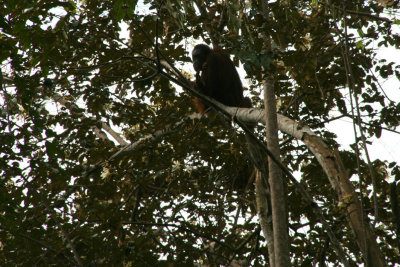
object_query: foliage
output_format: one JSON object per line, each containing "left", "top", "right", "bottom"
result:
{"left": 0, "top": 0, "right": 400, "bottom": 265}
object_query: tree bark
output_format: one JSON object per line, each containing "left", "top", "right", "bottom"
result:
{"left": 255, "top": 170, "right": 275, "bottom": 267}
{"left": 263, "top": 75, "right": 290, "bottom": 266}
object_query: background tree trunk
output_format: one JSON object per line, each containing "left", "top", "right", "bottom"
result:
{"left": 263, "top": 75, "right": 290, "bottom": 266}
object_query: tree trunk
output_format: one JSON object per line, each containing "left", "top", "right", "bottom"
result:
{"left": 263, "top": 75, "right": 290, "bottom": 266}
{"left": 255, "top": 170, "right": 275, "bottom": 267}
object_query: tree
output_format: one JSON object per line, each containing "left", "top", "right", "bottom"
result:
{"left": 1, "top": 0, "right": 400, "bottom": 265}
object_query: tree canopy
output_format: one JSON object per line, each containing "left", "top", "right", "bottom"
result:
{"left": 1, "top": 0, "right": 400, "bottom": 266}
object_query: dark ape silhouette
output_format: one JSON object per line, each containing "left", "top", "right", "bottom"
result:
{"left": 191, "top": 44, "right": 252, "bottom": 114}
{"left": 192, "top": 44, "right": 263, "bottom": 193}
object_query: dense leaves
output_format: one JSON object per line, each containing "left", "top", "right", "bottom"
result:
{"left": 1, "top": 0, "right": 400, "bottom": 265}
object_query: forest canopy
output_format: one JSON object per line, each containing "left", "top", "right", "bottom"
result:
{"left": 1, "top": 0, "right": 400, "bottom": 266}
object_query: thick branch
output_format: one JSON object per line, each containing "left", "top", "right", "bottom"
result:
{"left": 231, "top": 106, "right": 385, "bottom": 266}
